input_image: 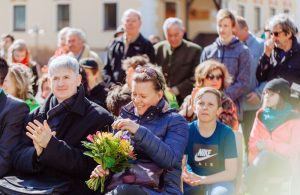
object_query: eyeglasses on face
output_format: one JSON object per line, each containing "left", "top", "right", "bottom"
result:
{"left": 270, "top": 31, "right": 284, "bottom": 37}
{"left": 206, "top": 73, "right": 224, "bottom": 81}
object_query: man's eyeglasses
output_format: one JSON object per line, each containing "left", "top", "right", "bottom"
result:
{"left": 135, "top": 66, "right": 158, "bottom": 79}
{"left": 206, "top": 73, "right": 224, "bottom": 81}
{"left": 270, "top": 31, "right": 284, "bottom": 37}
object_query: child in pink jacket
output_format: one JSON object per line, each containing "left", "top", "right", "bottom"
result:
{"left": 246, "top": 78, "right": 300, "bottom": 195}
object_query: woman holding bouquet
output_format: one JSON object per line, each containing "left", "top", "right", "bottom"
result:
{"left": 91, "top": 65, "right": 189, "bottom": 194}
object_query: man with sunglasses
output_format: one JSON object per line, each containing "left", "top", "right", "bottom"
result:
{"left": 256, "top": 13, "right": 300, "bottom": 86}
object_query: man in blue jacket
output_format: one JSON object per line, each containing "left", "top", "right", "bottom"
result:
{"left": 200, "top": 9, "right": 252, "bottom": 120}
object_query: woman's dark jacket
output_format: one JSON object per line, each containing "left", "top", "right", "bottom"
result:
{"left": 119, "top": 99, "right": 189, "bottom": 195}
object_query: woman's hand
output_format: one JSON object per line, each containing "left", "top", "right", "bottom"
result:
{"left": 90, "top": 165, "right": 110, "bottom": 178}
{"left": 112, "top": 118, "right": 139, "bottom": 134}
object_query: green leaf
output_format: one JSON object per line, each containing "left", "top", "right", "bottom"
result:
{"left": 104, "top": 156, "right": 115, "bottom": 168}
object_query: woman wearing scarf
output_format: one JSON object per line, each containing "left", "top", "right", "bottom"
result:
{"left": 246, "top": 78, "right": 300, "bottom": 195}
{"left": 7, "top": 39, "right": 41, "bottom": 94}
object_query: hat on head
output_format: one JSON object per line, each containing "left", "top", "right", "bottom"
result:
{"left": 79, "top": 58, "right": 98, "bottom": 69}
{"left": 114, "top": 25, "right": 124, "bottom": 38}
{"left": 264, "top": 78, "right": 291, "bottom": 101}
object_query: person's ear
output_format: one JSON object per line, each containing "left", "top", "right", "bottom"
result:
{"left": 216, "top": 106, "right": 223, "bottom": 116}
{"left": 158, "top": 90, "right": 164, "bottom": 99}
{"left": 76, "top": 74, "right": 82, "bottom": 86}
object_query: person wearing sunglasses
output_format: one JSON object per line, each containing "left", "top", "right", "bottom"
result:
{"left": 179, "top": 60, "right": 238, "bottom": 131}
{"left": 200, "top": 9, "right": 252, "bottom": 121}
{"left": 179, "top": 60, "right": 244, "bottom": 193}
{"left": 90, "top": 65, "right": 189, "bottom": 195}
{"left": 256, "top": 13, "right": 300, "bottom": 87}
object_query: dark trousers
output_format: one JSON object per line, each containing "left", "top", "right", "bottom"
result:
{"left": 242, "top": 110, "right": 257, "bottom": 153}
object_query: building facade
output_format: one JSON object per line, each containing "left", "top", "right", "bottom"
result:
{"left": 0, "top": 0, "right": 296, "bottom": 63}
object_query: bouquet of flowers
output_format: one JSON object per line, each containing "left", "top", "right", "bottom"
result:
{"left": 82, "top": 131, "right": 135, "bottom": 193}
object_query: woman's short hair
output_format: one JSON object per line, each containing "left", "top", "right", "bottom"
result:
{"left": 194, "top": 60, "right": 232, "bottom": 90}
{"left": 57, "top": 27, "right": 71, "bottom": 47}
{"left": 268, "top": 13, "right": 297, "bottom": 37}
{"left": 216, "top": 9, "right": 236, "bottom": 27}
{"left": 8, "top": 64, "right": 33, "bottom": 100}
{"left": 194, "top": 87, "right": 222, "bottom": 108}
{"left": 48, "top": 55, "right": 79, "bottom": 76}
{"left": 132, "top": 64, "right": 166, "bottom": 92}
{"left": 122, "top": 55, "right": 150, "bottom": 71}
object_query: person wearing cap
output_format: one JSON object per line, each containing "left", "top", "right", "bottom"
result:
{"left": 79, "top": 58, "right": 108, "bottom": 109}
{"left": 103, "top": 9, "right": 155, "bottom": 85}
{"left": 114, "top": 25, "right": 124, "bottom": 38}
{"left": 245, "top": 78, "right": 300, "bottom": 195}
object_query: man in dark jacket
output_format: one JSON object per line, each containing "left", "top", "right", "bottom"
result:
{"left": 155, "top": 17, "right": 202, "bottom": 104}
{"left": 12, "top": 56, "right": 114, "bottom": 195}
{"left": 256, "top": 13, "right": 300, "bottom": 85}
{"left": 0, "top": 58, "right": 29, "bottom": 177}
{"left": 103, "top": 9, "right": 155, "bottom": 85}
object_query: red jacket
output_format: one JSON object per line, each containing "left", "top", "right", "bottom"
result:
{"left": 248, "top": 108, "right": 300, "bottom": 170}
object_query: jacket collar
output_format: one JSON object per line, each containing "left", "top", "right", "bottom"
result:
{"left": 117, "top": 33, "right": 144, "bottom": 46}
{"left": 215, "top": 36, "right": 240, "bottom": 49}
{"left": 120, "top": 98, "right": 171, "bottom": 121}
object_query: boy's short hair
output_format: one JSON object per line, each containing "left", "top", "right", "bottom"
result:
{"left": 216, "top": 9, "right": 236, "bottom": 27}
{"left": 194, "top": 87, "right": 222, "bottom": 108}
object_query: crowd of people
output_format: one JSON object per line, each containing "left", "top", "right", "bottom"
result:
{"left": 0, "top": 7, "right": 300, "bottom": 195}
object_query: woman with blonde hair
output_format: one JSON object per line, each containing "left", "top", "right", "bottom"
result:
{"left": 3, "top": 64, "right": 39, "bottom": 111}
{"left": 180, "top": 59, "right": 237, "bottom": 130}
{"left": 7, "top": 39, "right": 40, "bottom": 94}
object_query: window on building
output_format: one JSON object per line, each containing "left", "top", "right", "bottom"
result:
{"left": 104, "top": 3, "right": 117, "bottom": 30}
{"left": 165, "top": 2, "right": 176, "bottom": 18}
{"left": 284, "top": 9, "right": 289, "bottom": 14}
{"left": 13, "top": 5, "right": 26, "bottom": 31}
{"left": 254, "top": 7, "right": 261, "bottom": 31}
{"left": 57, "top": 4, "right": 70, "bottom": 31}
{"left": 270, "top": 8, "right": 276, "bottom": 16}
{"left": 238, "top": 5, "right": 245, "bottom": 17}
